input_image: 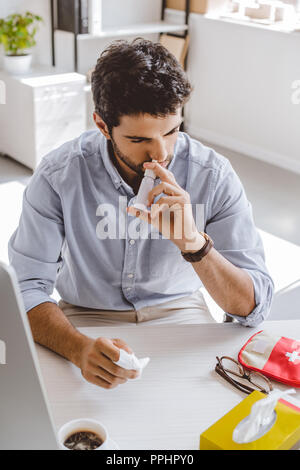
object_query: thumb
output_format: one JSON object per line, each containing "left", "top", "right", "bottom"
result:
{"left": 112, "top": 338, "right": 133, "bottom": 356}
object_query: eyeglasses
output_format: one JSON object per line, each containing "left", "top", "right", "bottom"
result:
{"left": 215, "top": 356, "right": 273, "bottom": 395}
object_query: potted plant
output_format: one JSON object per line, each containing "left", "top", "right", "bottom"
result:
{"left": 0, "top": 11, "right": 42, "bottom": 75}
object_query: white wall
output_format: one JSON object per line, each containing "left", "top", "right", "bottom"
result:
{"left": 184, "top": 14, "right": 300, "bottom": 174}
{"left": 0, "top": 0, "right": 52, "bottom": 66}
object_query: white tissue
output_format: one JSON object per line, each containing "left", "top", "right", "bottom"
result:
{"left": 233, "top": 388, "right": 296, "bottom": 444}
{"left": 113, "top": 349, "right": 150, "bottom": 380}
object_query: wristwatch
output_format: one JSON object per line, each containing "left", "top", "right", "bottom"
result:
{"left": 181, "top": 232, "right": 214, "bottom": 263}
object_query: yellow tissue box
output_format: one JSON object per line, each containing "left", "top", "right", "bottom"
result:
{"left": 200, "top": 391, "right": 300, "bottom": 450}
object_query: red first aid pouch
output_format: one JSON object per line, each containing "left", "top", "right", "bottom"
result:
{"left": 238, "top": 330, "right": 300, "bottom": 387}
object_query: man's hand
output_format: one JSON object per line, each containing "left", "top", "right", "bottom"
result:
{"left": 80, "top": 337, "right": 139, "bottom": 389}
{"left": 127, "top": 161, "right": 205, "bottom": 253}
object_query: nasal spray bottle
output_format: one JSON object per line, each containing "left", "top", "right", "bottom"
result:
{"left": 133, "top": 160, "right": 157, "bottom": 212}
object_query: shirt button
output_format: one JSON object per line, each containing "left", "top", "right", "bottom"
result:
{"left": 127, "top": 273, "right": 134, "bottom": 278}
{"left": 129, "top": 239, "right": 135, "bottom": 245}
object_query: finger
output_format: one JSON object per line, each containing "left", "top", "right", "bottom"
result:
{"left": 83, "top": 371, "right": 115, "bottom": 390}
{"left": 112, "top": 338, "right": 133, "bottom": 354}
{"left": 147, "top": 181, "right": 183, "bottom": 205}
{"left": 126, "top": 206, "right": 151, "bottom": 223}
{"left": 156, "top": 196, "right": 184, "bottom": 208}
{"left": 150, "top": 202, "right": 170, "bottom": 220}
{"left": 97, "top": 353, "right": 139, "bottom": 380}
{"left": 143, "top": 161, "right": 178, "bottom": 185}
{"left": 150, "top": 197, "right": 184, "bottom": 218}
{"left": 88, "top": 363, "right": 127, "bottom": 385}
{"left": 94, "top": 337, "right": 121, "bottom": 362}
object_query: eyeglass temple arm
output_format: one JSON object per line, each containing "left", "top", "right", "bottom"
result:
{"left": 215, "top": 364, "right": 262, "bottom": 395}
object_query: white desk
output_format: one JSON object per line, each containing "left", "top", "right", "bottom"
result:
{"left": 36, "top": 321, "right": 300, "bottom": 450}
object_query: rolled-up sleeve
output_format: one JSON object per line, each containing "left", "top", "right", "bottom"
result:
{"left": 205, "top": 159, "right": 274, "bottom": 327}
{"left": 8, "top": 163, "right": 65, "bottom": 313}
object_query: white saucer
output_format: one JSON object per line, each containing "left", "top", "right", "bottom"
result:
{"left": 105, "top": 438, "right": 120, "bottom": 450}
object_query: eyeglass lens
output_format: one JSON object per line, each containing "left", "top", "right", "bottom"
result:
{"left": 218, "top": 356, "right": 272, "bottom": 393}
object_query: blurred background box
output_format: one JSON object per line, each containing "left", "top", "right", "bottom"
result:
{"left": 0, "top": 67, "right": 86, "bottom": 170}
{"left": 159, "top": 34, "right": 189, "bottom": 68}
{"left": 166, "top": 0, "right": 229, "bottom": 14}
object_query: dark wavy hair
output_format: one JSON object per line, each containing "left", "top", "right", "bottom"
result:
{"left": 91, "top": 38, "right": 192, "bottom": 132}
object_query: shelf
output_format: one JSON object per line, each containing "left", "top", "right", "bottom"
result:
{"left": 206, "top": 13, "right": 300, "bottom": 36}
{"left": 50, "top": 0, "right": 190, "bottom": 72}
{"left": 55, "top": 21, "right": 188, "bottom": 40}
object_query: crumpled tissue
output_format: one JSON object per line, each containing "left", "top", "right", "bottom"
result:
{"left": 113, "top": 349, "right": 150, "bottom": 380}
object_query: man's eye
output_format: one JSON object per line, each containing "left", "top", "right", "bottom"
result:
{"left": 168, "top": 128, "right": 179, "bottom": 136}
{"left": 130, "top": 129, "right": 179, "bottom": 143}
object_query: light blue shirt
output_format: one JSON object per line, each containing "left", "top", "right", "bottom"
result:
{"left": 8, "top": 130, "right": 274, "bottom": 327}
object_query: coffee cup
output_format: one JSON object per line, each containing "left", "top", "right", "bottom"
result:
{"left": 58, "top": 418, "right": 109, "bottom": 450}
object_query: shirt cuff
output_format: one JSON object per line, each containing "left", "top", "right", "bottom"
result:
{"left": 224, "top": 269, "right": 274, "bottom": 327}
{"left": 22, "top": 289, "right": 58, "bottom": 314}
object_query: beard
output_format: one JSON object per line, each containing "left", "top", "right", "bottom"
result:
{"left": 108, "top": 136, "right": 174, "bottom": 177}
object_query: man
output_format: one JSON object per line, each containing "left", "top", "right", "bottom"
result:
{"left": 8, "top": 39, "right": 273, "bottom": 390}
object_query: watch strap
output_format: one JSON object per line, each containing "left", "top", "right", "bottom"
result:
{"left": 181, "top": 232, "right": 214, "bottom": 263}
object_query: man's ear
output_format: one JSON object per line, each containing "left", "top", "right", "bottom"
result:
{"left": 93, "top": 112, "right": 111, "bottom": 140}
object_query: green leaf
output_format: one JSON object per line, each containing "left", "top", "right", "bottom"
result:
{"left": 0, "top": 10, "right": 42, "bottom": 54}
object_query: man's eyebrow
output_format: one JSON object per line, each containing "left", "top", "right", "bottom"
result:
{"left": 123, "top": 120, "right": 183, "bottom": 140}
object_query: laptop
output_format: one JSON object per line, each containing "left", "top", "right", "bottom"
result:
{"left": 0, "top": 261, "right": 59, "bottom": 450}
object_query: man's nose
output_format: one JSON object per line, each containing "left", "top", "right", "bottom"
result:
{"left": 149, "top": 140, "right": 168, "bottom": 162}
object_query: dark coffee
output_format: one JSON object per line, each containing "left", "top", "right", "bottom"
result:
{"left": 64, "top": 430, "right": 103, "bottom": 450}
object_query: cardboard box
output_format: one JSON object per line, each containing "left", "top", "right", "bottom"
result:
{"left": 200, "top": 391, "right": 300, "bottom": 450}
{"left": 159, "top": 34, "right": 190, "bottom": 68}
{"left": 166, "top": 0, "right": 229, "bottom": 15}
